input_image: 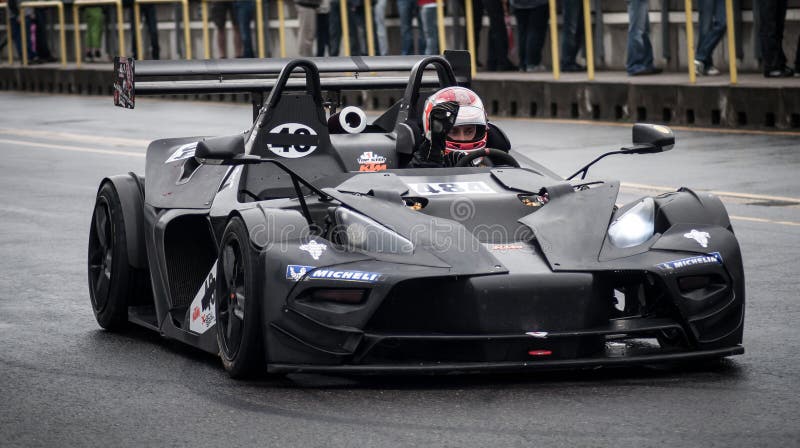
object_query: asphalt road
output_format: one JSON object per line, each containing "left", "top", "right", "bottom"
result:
{"left": 1, "top": 92, "right": 799, "bottom": 447}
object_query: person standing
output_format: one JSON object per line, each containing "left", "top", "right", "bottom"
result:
{"left": 373, "top": 0, "right": 389, "bottom": 56}
{"left": 418, "top": 0, "right": 438, "bottom": 55}
{"left": 511, "top": 0, "right": 548, "bottom": 72}
{"left": 625, "top": 0, "right": 660, "bottom": 76}
{"left": 234, "top": 0, "right": 255, "bottom": 57}
{"left": 758, "top": 0, "right": 793, "bottom": 77}
{"left": 84, "top": 6, "right": 105, "bottom": 61}
{"left": 694, "top": 0, "right": 726, "bottom": 76}
{"left": 211, "top": 1, "right": 241, "bottom": 58}
{"left": 560, "top": 0, "right": 584, "bottom": 71}
{"left": 125, "top": 0, "right": 159, "bottom": 59}
{"left": 316, "top": 0, "right": 331, "bottom": 56}
{"left": 295, "top": 0, "right": 321, "bottom": 56}
{"left": 484, "top": 0, "right": 515, "bottom": 71}
{"left": 397, "top": 0, "right": 424, "bottom": 55}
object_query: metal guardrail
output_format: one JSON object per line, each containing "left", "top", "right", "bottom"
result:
{"left": 20, "top": 0, "right": 67, "bottom": 66}
{"left": 72, "top": 0, "right": 124, "bottom": 67}
{"left": 134, "top": 0, "right": 190, "bottom": 60}
{"left": 200, "top": 0, "right": 266, "bottom": 59}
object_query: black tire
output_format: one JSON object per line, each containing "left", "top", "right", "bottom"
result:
{"left": 216, "top": 217, "right": 265, "bottom": 378}
{"left": 88, "top": 182, "right": 134, "bottom": 330}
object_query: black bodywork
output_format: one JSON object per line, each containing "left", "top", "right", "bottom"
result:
{"left": 95, "top": 53, "right": 744, "bottom": 375}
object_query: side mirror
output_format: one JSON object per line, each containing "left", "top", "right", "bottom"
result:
{"left": 195, "top": 134, "right": 246, "bottom": 163}
{"left": 624, "top": 123, "right": 675, "bottom": 153}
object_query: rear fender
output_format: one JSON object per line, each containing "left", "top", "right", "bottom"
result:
{"left": 100, "top": 173, "right": 147, "bottom": 269}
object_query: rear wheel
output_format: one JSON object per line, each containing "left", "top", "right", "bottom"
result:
{"left": 216, "top": 217, "right": 265, "bottom": 378}
{"left": 88, "top": 182, "right": 134, "bottom": 330}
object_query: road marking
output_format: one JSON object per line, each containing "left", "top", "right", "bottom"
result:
{"left": 0, "top": 128, "right": 150, "bottom": 147}
{"left": 621, "top": 181, "right": 800, "bottom": 205}
{"left": 0, "top": 138, "right": 144, "bottom": 158}
{"left": 500, "top": 117, "right": 800, "bottom": 137}
{"left": 730, "top": 216, "right": 800, "bottom": 227}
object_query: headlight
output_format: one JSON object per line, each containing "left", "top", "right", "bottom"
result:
{"left": 334, "top": 208, "right": 414, "bottom": 255}
{"left": 607, "top": 197, "right": 655, "bottom": 248}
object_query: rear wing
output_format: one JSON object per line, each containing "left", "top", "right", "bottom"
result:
{"left": 113, "top": 51, "right": 471, "bottom": 110}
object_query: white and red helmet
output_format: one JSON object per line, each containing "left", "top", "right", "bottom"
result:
{"left": 422, "top": 86, "right": 488, "bottom": 153}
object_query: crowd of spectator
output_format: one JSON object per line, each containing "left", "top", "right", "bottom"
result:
{"left": 0, "top": 0, "right": 798, "bottom": 78}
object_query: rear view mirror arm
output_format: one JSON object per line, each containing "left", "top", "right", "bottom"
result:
{"left": 566, "top": 150, "right": 625, "bottom": 181}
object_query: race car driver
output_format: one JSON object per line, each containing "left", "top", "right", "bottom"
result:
{"left": 409, "top": 86, "right": 488, "bottom": 168}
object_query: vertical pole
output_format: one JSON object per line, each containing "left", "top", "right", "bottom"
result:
{"left": 465, "top": 0, "right": 476, "bottom": 75}
{"left": 725, "top": 0, "right": 737, "bottom": 84}
{"left": 278, "top": 0, "right": 286, "bottom": 57}
{"left": 548, "top": 0, "right": 559, "bottom": 80}
{"left": 256, "top": 0, "right": 264, "bottom": 57}
{"left": 182, "top": 0, "right": 191, "bottom": 59}
{"left": 116, "top": 1, "right": 125, "bottom": 57}
{"left": 684, "top": 0, "right": 695, "bottom": 84}
{"left": 582, "top": 0, "right": 594, "bottom": 80}
{"left": 436, "top": 0, "right": 445, "bottom": 54}
{"left": 364, "top": 0, "right": 374, "bottom": 56}
{"left": 58, "top": 4, "right": 67, "bottom": 66}
{"left": 339, "top": 0, "right": 350, "bottom": 56}
{"left": 20, "top": 6, "right": 27, "bottom": 65}
{"left": 134, "top": 2, "right": 143, "bottom": 59}
{"left": 73, "top": 4, "right": 82, "bottom": 67}
{"left": 201, "top": 0, "right": 209, "bottom": 58}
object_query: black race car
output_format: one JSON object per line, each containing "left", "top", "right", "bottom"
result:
{"left": 90, "top": 53, "right": 744, "bottom": 377}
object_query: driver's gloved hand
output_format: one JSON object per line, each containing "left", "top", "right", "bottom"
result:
{"left": 422, "top": 101, "right": 459, "bottom": 165}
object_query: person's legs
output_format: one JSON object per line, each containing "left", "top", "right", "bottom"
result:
{"left": 560, "top": 0, "right": 584, "bottom": 69}
{"left": 472, "top": 0, "right": 483, "bottom": 56}
{"left": 626, "top": 0, "right": 654, "bottom": 74}
{"left": 530, "top": 4, "right": 549, "bottom": 68}
{"left": 484, "top": 0, "right": 510, "bottom": 70}
{"left": 34, "top": 9, "right": 54, "bottom": 60}
{"left": 514, "top": 9, "right": 529, "bottom": 69}
{"left": 396, "top": 0, "right": 414, "bottom": 55}
{"left": 85, "top": 7, "right": 105, "bottom": 54}
{"left": 296, "top": 4, "right": 316, "bottom": 57}
{"left": 420, "top": 5, "right": 438, "bottom": 55}
{"left": 234, "top": 0, "right": 255, "bottom": 57}
{"left": 695, "top": 0, "right": 726, "bottom": 68}
{"left": 349, "top": 4, "right": 365, "bottom": 56}
{"left": 140, "top": 5, "right": 159, "bottom": 59}
{"left": 329, "top": 0, "right": 341, "bottom": 55}
{"left": 317, "top": 11, "right": 330, "bottom": 56}
{"left": 374, "top": 0, "right": 389, "bottom": 56}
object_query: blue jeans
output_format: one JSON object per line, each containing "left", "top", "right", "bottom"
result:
{"left": 560, "top": 0, "right": 583, "bottom": 68}
{"left": 127, "top": 3, "right": 159, "bottom": 59}
{"left": 234, "top": 0, "right": 255, "bottom": 58}
{"left": 373, "top": 0, "right": 388, "bottom": 56}
{"left": 397, "top": 0, "right": 424, "bottom": 55}
{"left": 626, "top": 0, "right": 654, "bottom": 74}
{"left": 695, "top": 0, "right": 726, "bottom": 65}
{"left": 10, "top": 14, "right": 35, "bottom": 59}
{"left": 420, "top": 5, "right": 438, "bottom": 55}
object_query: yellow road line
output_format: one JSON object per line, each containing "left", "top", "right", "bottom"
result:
{"left": 621, "top": 181, "right": 800, "bottom": 205}
{"left": 0, "top": 128, "right": 150, "bottom": 147}
{"left": 730, "top": 215, "right": 800, "bottom": 227}
{"left": 0, "top": 138, "right": 144, "bottom": 158}
{"left": 501, "top": 117, "right": 800, "bottom": 137}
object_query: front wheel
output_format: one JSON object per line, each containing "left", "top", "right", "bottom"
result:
{"left": 216, "top": 217, "right": 265, "bottom": 378}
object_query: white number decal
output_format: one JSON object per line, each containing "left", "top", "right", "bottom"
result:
{"left": 267, "top": 123, "right": 318, "bottom": 158}
{"left": 407, "top": 182, "right": 495, "bottom": 196}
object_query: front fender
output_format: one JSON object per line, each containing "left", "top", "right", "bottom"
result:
{"left": 100, "top": 173, "right": 146, "bottom": 269}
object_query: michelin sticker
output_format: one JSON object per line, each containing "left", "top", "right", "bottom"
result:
{"left": 299, "top": 240, "right": 327, "bottom": 260}
{"left": 266, "top": 123, "right": 318, "bottom": 158}
{"left": 407, "top": 181, "right": 495, "bottom": 196}
{"left": 309, "top": 269, "right": 382, "bottom": 283}
{"left": 165, "top": 142, "right": 198, "bottom": 164}
{"left": 657, "top": 252, "right": 723, "bottom": 270}
{"left": 286, "top": 265, "right": 315, "bottom": 282}
{"left": 188, "top": 261, "right": 217, "bottom": 334}
{"left": 683, "top": 229, "right": 710, "bottom": 248}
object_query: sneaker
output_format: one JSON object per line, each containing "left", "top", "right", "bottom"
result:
{"left": 705, "top": 65, "right": 721, "bottom": 76}
{"left": 85, "top": 51, "right": 94, "bottom": 63}
{"left": 526, "top": 64, "right": 548, "bottom": 73}
{"left": 765, "top": 66, "right": 795, "bottom": 78}
{"left": 94, "top": 49, "right": 101, "bottom": 60}
{"left": 562, "top": 63, "right": 586, "bottom": 72}
{"left": 694, "top": 59, "right": 705, "bottom": 76}
{"left": 629, "top": 66, "right": 662, "bottom": 76}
